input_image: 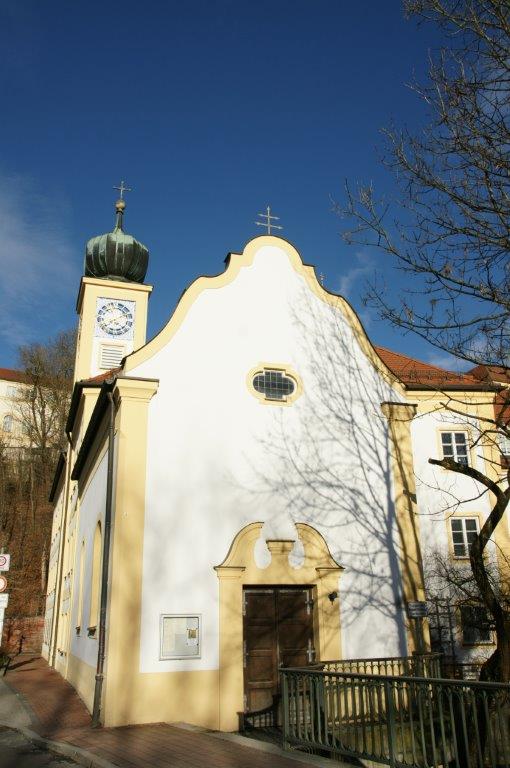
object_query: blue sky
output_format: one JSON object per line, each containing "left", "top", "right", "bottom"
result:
{"left": 0, "top": 1, "right": 454, "bottom": 370}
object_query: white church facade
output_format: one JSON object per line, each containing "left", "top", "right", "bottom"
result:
{"left": 43, "top": 198, "right": 509, "bottom": 729}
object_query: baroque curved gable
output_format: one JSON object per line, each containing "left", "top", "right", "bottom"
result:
{"left": 123, "top": 235, "right": 405, "bottom": 394}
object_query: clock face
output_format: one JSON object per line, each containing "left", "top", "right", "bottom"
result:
{"left": 97, "top": 301, "right": 134, "bottom": 337}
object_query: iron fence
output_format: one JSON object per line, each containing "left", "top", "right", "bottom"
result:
{"left": 282, "top": 667, "right": 510, "bottom": 767}
{"left": 316, "top": 654, "right": 443, "bottom": 679}
{"left": 441, "top": 659, "right": 484, "bottom": 681}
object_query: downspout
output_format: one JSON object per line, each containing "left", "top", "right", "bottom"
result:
{"left": 92, "top": 391, "right": 116, "bottom": 728}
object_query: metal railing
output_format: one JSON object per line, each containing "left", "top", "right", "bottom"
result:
{"left": 282, "top": 667, "right": 510, "bottom": 767}
{"left": 442, "top": 659, "right": 484, "bottom": 681}
{"left": 238, "top": 694, "right": 280, "bottom": 732}
{"left": 316, "top": 654, "right": 443, "bottom": 679}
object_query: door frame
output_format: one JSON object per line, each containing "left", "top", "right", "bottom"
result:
{"left": 214, "top": 522, "right": 343, "bottom": 731}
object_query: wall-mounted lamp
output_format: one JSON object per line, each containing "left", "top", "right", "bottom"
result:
{"left": 328, "top": 591, "right": 338, "bottom": 603}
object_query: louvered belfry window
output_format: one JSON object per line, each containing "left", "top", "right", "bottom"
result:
{"left": 99, "top": 343, "right": 125, "bottom": 370}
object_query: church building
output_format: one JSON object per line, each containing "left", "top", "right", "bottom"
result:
{"left": 43, "top": 194, "right": 509, "bottom": 729}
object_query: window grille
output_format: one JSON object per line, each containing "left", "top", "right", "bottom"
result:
{"left": 450, "top": 517, "right": 478, "bottom": 558}
{"left": 441, "top": 431, "right": 469, "bottom": 465}
{"left": 253, "top": 369, "right": 295, "bottom": 401}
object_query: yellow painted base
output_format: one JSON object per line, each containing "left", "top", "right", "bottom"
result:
{"left": 102, "top": 670, "right": 220, "bottom": 729}
{"left": 66, "top": 653, "right": 97, "bottom": 713}
{"left": 65, "top": 653, "right": 220, "bottom": 729}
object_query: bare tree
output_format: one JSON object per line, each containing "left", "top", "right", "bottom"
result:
{"left": 15, "top": 329, "right": 75, "bottom": 471}
{"left": 338, "top": 0, "right": 510, "bottom": 680}
{"left": 0, "top": 330, "right": 75, "bottom": 624}
{"left": 426, "top": 549, "right": 510, "bottom": 663}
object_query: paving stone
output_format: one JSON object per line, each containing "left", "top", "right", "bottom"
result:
{"left": 3, "top": 658, "right": 338, "bottom": 768}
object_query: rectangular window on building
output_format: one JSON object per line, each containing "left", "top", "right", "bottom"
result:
{"left": 450, "top": 517, "right": 478, "bottom": 558}
{"left": 460, "top": 605, "right": 492, "bottom": 644}
{"left": 441, "top": 431, "right": 469, "bottom": 465}
{"left": 499, "top": 433, "right": 510, "bottom": 468}
{"left": 6, "top": 386, "right": 17, "bottom": 398}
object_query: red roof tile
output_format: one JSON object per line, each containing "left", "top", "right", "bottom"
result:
{"left": 469, "top": 365, "right": 510, "bottom": 384}
{"left": 81, "top": 367, "right": 121, "bottom": 385}
{"left": 375, "top": 346, "right": 487, "bottom": 388}
{"left": 0, "top": 367, "right": 29, "bottom": 384}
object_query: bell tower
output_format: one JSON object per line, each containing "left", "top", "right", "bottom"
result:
{"left": 74, "top": 184, "right": 153, "bottom": 382}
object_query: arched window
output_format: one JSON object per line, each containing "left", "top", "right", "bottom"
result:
{"left": 2, "top": 415, "right": 13, "bottom": 433}
{"left": 76, "top": 540, "right": 85, "bottom": 634}
{"left": 89, "top": 523, "right": 102, "bottom": 634}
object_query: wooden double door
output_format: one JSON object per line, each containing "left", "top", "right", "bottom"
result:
{"left": 243, "top": 587, "right": 315, "bottom": 713}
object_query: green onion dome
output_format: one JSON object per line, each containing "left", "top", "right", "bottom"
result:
{"left": 85, "top": 199, "right": 149, "bottom": 283}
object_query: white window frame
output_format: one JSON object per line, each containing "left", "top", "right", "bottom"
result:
{"left": 2, "top": 414, "right": 13, "bottom": 433}
{"left": 159, "top": 614, "right": 201, "bottom": 660}
{"left": 441, "top": 431, "right": 469, "bottom": 465}
{"left": 499, "top": 433, "right": 510, "bottom": 456}
{"left": 450, "top": 516, "right": 479, "bottom": 558}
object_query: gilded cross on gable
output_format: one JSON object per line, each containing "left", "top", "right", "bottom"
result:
{"left": 113, "top": 180, "right": 132, "bottom": 200}
{"left": 255, "top": 205, "right": 283, "bottom": 235}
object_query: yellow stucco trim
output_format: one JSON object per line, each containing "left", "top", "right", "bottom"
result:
{"left": 101, "top": 377, "right": 159, "bottom": 727}
{"left": 124, "top": 236, "right": 404, "bottom": 393}
{"left": 104, "top": 670, "right": 220, "bottom": 728}
{"left": 381, "top": 402, "right": 429, "bottom": 653}
{"left": 67, "top": 648, "right": 220, "bottom": 727}
{"left": 66, "top": 653, "right": 97, "bottom": 713}
{"left": 215, "top": 521, "right": 343, "bottom": 731}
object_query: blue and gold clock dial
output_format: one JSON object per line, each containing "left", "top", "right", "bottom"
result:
{"left": 97, "top": 301, "right": 134, "bottom": 336}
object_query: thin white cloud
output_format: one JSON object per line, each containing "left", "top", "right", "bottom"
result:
{"left": 338, "top": 250, "right": 374, "bottom": 299}
{"left": 426, "top": 352, "right": 471, "bottom": 372}
{"left": 0, "top": 173, "right": 78, "bottom": 353}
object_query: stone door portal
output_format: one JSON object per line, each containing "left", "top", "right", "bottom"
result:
{"left": 243, "top": 586, "right": 315, "bottom": 713}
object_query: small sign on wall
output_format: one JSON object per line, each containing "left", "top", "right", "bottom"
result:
{"left": 408, "top": 601, "right": 428, "bottom": 618}
{"left": 160, "top": 614, "right": 201, "bottom": 660}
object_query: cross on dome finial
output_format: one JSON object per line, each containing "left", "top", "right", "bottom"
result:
{"left": 112, "top": 181, "right": 132, "bottom": 231}
{"left": 255, "top": 205, "right": 283, "bottom": 235}
{"left": 114, "top": 180, "right": 132, "bottom": 200}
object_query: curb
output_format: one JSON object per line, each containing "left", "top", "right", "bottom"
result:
{"left": 0, "top": 722, "right": 117, "bottom": 768}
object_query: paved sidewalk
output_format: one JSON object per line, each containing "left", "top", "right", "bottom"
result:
{"left": 1, "top": 657, "right": 341, "bottom": 768}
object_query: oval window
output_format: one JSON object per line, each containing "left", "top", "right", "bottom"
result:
{"left": 252, "top": 369, "right": 296, "bottom": 402}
